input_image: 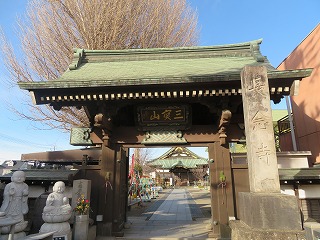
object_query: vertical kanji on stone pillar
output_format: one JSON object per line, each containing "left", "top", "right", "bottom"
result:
{"left": 241, "top": 65, "right": 280, "bottom": 193}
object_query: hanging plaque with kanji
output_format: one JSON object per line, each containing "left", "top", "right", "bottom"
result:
{"left": 136, "top": 105, "right": 191, "bottom": 131}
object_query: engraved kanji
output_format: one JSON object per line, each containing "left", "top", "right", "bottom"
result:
{"left": 256, "top": 143, "right": 271, "bottom": 165}
{"left": 252, "top": 111, "right": 268, "bottom": 130}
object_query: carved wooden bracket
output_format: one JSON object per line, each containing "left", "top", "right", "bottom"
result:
{"left": 218, "top": 110, "right": 232, "bottom": 145}
{"left": 94, "top": 113, "right": 112, "bottom": 129}
{"left": 94, "top": 113, "right": 113, "bottom": 147}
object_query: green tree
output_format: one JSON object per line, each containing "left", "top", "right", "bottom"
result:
{"left": 1, "top": 0, "right": 198, "bottom": 130}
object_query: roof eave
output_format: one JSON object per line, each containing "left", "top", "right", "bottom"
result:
{"left": 18, "top": 68, "right": 312, "bottom": 91}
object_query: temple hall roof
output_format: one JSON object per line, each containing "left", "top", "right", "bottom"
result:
{"left": 147, "top": 147, "right": 208, "bottom": 169}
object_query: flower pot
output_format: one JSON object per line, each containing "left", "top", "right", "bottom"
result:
{"left": 73, "top": 215, "right": 89, "bottom": 240}
{"left": 75, "top": 214, "right": 89, "bottom": 222}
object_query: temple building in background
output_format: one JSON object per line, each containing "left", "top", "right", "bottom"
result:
{"left": 147, "top": 147, "right": 209, "bottom": 186}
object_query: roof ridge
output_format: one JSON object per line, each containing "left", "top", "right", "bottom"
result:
{"left": 68, "top": 39, "right": 264, "bottom": 70}
{"left": 151, "top": 147, "right": 207, "bottom": 161}
{"left": 76, "top": 39, "right": 263, "bottom": 55}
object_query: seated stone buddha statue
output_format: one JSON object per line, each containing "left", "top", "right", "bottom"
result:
{"left": 42, "top": 181, "right": 72, "bottom": 222}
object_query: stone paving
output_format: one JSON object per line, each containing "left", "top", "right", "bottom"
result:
{"left": 97, "top": 187, "right": 214, "bottom": 240}
{"left": 149, "top": 189, "right": 192, "bottom": 221}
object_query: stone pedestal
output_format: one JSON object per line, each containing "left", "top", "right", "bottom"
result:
{"left": 230, "top": 220, "right": 305, "bottom": 240}
{"left": 73, "top": 215, "right": 89, "bottom": 240}
{"left": 40, "top": 222, "right": 72, "bottom": 240}
{"left": 238, "top": 192, "right": 302, "bottom": 231}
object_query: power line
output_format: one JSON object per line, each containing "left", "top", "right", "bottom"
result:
{"left": 0, "top": 132, "right": 54, "bottom": 149}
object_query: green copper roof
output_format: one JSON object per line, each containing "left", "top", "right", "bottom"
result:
{"left": 272, "top": 110, "right": 288, "bottom": 122}
{"left": 147, "top": 147, "right": 208, "bottom": 169}
{"left": 18, "top": 39, "right": 312, "bottom": 90}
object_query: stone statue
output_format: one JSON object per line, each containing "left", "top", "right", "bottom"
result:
{"left": 40, "top": 181, "right": 72, "bottom": 238}
{"left": 42, "top": 181, "right": 72, "bottom": 222}
{"left": 0, "top": 170, "right": 29, "bottom": 235}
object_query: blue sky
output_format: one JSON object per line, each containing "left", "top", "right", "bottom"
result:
{"left": 0, "top": 0, "right": 319, "bottom": 161}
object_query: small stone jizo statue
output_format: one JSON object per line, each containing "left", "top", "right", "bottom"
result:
{"left": 0, "top": 170, "right": 29, "bottom": 235}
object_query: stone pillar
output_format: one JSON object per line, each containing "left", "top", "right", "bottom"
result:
{"left": 71, "top": 179, "right": 91, "bottom": 238}
{"left": 72, "top": 179, "right": 91, "bottom": 215}
{"left": 230, "top": 65, "right": 304, "bottom": 240}
{"left": 241, "top": 65, "right": 280, "bottom": 193}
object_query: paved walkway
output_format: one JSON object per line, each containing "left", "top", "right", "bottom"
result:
{"left": 149, "top": 188, "right": 192, "bottom": 221}
{"left": 112, "top": 188, "right": 214, "bottom": 240}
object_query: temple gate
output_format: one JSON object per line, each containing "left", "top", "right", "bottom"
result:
{"left": 19, "top": 40, "right": 311, "bottom": 238}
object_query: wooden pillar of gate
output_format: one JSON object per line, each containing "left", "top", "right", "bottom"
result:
{"left": 112, "top": 146, "right": 129, "bottom": 236}
{"left": 208, "top": 141, "right": 235, "bottom": 239}
{"left": 96, "top": 142, "right": 116, "bottom": 236}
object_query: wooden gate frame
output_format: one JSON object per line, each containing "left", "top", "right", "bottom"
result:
{"left": 18, "top": 40, "right": 311, "bottom": 238}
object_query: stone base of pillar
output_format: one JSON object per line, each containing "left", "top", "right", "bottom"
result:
{"left": 230, "top": 220, "right": 305, "bottom": 240}
{"left": 238, "top": 192, "right": 302, "bottom": 231}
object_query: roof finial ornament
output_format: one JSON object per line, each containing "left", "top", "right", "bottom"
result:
{"left": 250, "top": 39, "right": 265, "bottom": 63}
{"left": 69, "top": 48, "right": 84, "bottom": 70}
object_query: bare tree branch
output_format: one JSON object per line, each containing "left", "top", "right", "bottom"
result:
{"left": 1, "top": 0, "right": 198, "bottom": 131}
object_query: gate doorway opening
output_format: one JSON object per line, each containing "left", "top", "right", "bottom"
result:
{"left": 124, "top": 146, "right": 212, "bottom": 239}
